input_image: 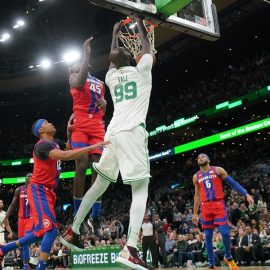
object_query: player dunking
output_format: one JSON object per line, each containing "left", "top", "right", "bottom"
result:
{"left": 0, "top": 119, "right": 109, "bottom": 270}
{"left": 4, "top": 173, "right": 34, "bottom": 270}
{"left": 192, "top": 153, "right": 254, "bottom": 270}
{"left": 60, "top": 18, "right": 155, "bottom": 270}
{"left": 68, "top": 37, "right": 106, "bottom": 234}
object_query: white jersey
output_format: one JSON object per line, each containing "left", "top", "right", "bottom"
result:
{"left": 105, "top": 54, "right": 153, "bottom": 134}
{"left": 0, "top": 210, "right": 6, "bottom": 233}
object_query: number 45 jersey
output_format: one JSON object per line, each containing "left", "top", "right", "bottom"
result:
{"left": 196, "top": 166, "right": 225, "bottom": 202}
{"left": 105, "top": 54, "right": 153, "bottom": 135}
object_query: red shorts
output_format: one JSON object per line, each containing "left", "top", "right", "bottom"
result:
{"left": 27, "top": 183, "right": 57, "bottom": 237}
{"left": 200, "top": 200, "right": 228, "bottom": 229}
{"left": 71, "top": 118, "right": 105, "bottom": 155}
{"left": 18, "top": 218, "right": 34, "bottom": 238}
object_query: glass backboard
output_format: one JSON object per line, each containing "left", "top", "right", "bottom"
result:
{"left": 88, "top": 0, "right": 220, "bottom": 41}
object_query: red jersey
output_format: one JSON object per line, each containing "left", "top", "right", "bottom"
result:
{"left": 196, "top": 166, "right": 224, "bottom": 202}
{"left": 31, "top": 139, "right": 65, "bottom": 189}
{"left": 18, "top": 185, "right": 31, "bottom": 219}
{"left": 70, "top": 74, "right": 105, "bottom": 125}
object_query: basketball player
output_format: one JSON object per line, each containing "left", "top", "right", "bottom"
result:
{"left": 68, "top": 37, "right": 106, "bottom": 234}
{"left": 60, "top": 18, "right": 155, "bottom": 270}
{"left": 4, "top": 172, "right": 33, "bottom": 270}
{"left": 192, "top": 153, "right": 254, "bottom": 270}
{"left": 0, "top": 119, "right": 109, "bottom": 270}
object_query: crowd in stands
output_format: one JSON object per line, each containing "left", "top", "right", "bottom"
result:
{"left": 148, "top": 50, "right": 270, "bottom": 127}
{"left": 0, "top": 136, "right": 269, "bottom": 268}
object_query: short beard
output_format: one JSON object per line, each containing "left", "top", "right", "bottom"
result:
{"left": 199, "top": 161, "right": 209, "bottom": 167}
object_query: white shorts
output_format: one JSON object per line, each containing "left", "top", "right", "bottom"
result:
{"left": 93, "top": 125, "right": 151, "bottom": 184}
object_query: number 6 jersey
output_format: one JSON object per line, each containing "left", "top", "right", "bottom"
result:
{"left": 196, "top": 166, "right": 225, "bottom": 202}
{"left": 105, "top": 54, "right": 153, "bottom": 135}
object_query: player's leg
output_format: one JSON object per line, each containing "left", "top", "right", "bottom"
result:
{"left": 71, "top": 130, "right": 90, "bottom": 215}
{"left": 60, "top": 133, "right": 119, "bottom": 249}
{"left": 200, "top": 203, "right": 215, "bottom": 268}
{"left": 115, "top": 126, "right": 154, "bottom": 269}
{"left": 215, "top": 202, "right": 238, "bottom": 270}
{"left": 36, "top": 227, "right": 58, "bottom": 270}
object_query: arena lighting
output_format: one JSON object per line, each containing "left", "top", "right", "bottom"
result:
{"left": 2, "top": 118, "right": 270, "bottom": 184}
{"left": 149, "top": 85, "right": 270, "bottom": 137}
{"left": 63, "top": 49, "right": 80, "bottom": 63}
{"left": 40, "top": 59, "right": 51, "bottom": 69}
{"left": 0, "top": 32, "right": 11, "bottom": 42}
{"left": 2, "top": 169, "right": 92, "bottom": 184}
{"left": 13, "top": 20, "right": 25, "bottom": 29}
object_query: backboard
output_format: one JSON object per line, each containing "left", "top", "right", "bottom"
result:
{"left": 88, "top": 0, "right": 220, "bottom": 41}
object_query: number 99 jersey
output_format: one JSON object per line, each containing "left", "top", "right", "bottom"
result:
{"left": 196, "top": 166, "right": 225, "bottom": 202}
{"left": 105, "top": 54, "right": 153, "bottom": 135}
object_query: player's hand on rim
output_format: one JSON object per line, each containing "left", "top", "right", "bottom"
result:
{"left": 83, "top": 37, "right": 93, "bottom": 55}
{"left": 113, "top": 21, "right": 122, "bottom": 34}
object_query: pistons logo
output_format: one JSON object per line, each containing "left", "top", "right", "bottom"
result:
{"left": 43, "top": 219, "right": 51, "bottom": 228}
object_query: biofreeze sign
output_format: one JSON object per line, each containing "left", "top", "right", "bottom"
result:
{"left": 72, "top": 245, "right": 152, "bottom": 268}
{"left": 73, "top": 252, "right": 116, "bottom": 265}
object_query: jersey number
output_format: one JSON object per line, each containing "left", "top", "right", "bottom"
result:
{"left": 206, "top": 180, "right": 211, "bottom": 188}
{"left": 25, "top": 199, "right": 29, "bottom": 205}
{"left": 114, "top": 81, "right": 137, "bottom": 103}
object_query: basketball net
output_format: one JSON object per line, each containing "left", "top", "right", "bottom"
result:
{"left": 118, "top": 18, "right": 157, "bottom": 59}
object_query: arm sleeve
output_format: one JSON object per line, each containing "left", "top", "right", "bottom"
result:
{"left": 34, "top": 142, "right": 54, "bottom": 160}
{"left": 105, "top": 68, "right": 117, "bottom": 87}
{"left": 136, "top": 54, "right": 153, "bottom": 74}
{"left": 224, "top": 176, "right": 247, "bottom": 196}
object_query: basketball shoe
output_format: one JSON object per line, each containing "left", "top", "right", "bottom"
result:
{"left": 224, "top": 257, "right": 239, "bottom": 270}
{"left": 116, "top": 245, "right": 155, "bottom": 270}
{"left": 59, "top": 226, "right": 84, "bottom": 251}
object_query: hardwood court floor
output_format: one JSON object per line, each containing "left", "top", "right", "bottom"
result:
{"left": 75, "top": 267, "right": 269, "bottom": 270}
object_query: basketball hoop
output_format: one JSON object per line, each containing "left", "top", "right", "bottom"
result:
{"left": 117, "top": 18, "right": 157, "bottom": 60}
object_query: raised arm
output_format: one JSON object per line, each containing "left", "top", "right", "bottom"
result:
{"left": 109, "top": 22, "right": 121, "bottom": 70}
{"left": 69, "top": 37, "right": 93, "bottom": 88}
{"left": 192, "top": 174, "right": 200, "bottom": 225}
{"left": 136, "top": 18, "right": 152, "bottom": 56}
{"left": 216, "top": 166, "right": 254, "bottom": 206}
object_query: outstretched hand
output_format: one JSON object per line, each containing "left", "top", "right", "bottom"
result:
{"left": 83, "top": 37, "right": 93, "bottom": 55}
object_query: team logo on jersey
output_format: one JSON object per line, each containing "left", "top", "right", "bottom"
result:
{"left": 43, "top": 219, "right": 51, "bottom": 228}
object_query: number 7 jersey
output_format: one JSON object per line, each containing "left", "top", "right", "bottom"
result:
{"left": 105, "top": 54, "right": 153, "bottom": 135}
{"left": 196, "top": 166, "right": 225, "bottom": 202}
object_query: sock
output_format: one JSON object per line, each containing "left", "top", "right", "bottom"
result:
{"left": 92, "top": 201, "right": 102, "bottom": 219}
{"left": 204, "top": 228, "right": 215, "bottom": 267}
{"left": 127, "top": 179, "right": 149, "bottom": 248}
{"left": 72, "top": 175, "right": 110, "bottom": 235}
{"left": 219, "top": 224, "right": 232, "bottom": 259}
{"left": 73, "top": 197, "right": 83, "bottom": 216}
{"left": 36, "top": 259, "right": 47, "bottom": 270}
